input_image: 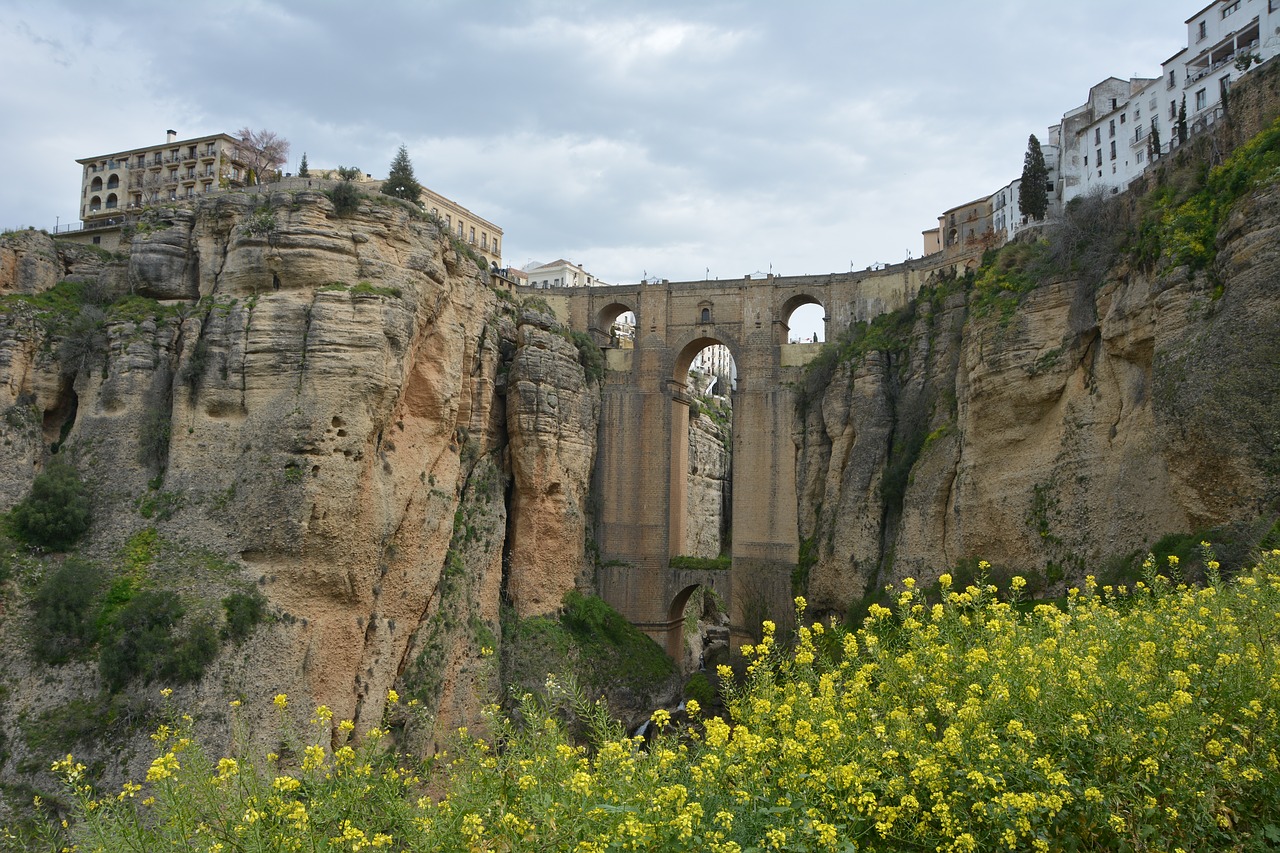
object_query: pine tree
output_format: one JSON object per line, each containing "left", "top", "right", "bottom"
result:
{"left": 1178, "top": 95, "right": 1188, "bottom": 145}
{"left": 298, "top": 152, "right": 310, "bottom": 178}
{"left": 382, "top": 145, "right": 422, "bottom": 202}
{"left": 1019, "top": 134, "right": 1049, "bottom": 221}
{"left": 1148, "top": 124, "right": 1161, "bottom": 162}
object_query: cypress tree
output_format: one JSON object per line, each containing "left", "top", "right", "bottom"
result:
{"left": 1019, "top": 134, "right": 1049, "bottom": 221}
{"left": 1178, "top": 95, "right": 1188, "bottom": 145}
{"left": 382, "top": 145, "right": 422, "bottom": 202}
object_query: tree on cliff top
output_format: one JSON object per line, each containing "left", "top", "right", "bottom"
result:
{"left": 381, "top": 145, "right": 422, "bottom": 202}
{"left": 1019, "top": 134, "right": 1049, "bottom": 221}
{"left": 298, "top": 152, "right": 310, "bottom": 178}
{"left": 236, "top": 127, "right": 289, "bottom": 185}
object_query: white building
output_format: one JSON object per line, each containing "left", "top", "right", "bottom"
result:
{"left": 524, "top": 259, "right": 607, "bottom": 289}
{"left": 1056, "top": 1, "right": 1279, "bottom": 207}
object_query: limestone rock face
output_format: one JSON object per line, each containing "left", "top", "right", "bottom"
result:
{"left": 685, "top": 412, "right": 730, "bottom": 558}
{"left": 505, "top": 313, "right": 600, "bottom": 617}
{"left": 0, "top": 189, "right": 599, "bottom": 791}
{"left": 796, "top": 186, "right": 1280, "bottom": 613}
{"left": 0, "top": 230, "right": 59, "bottom": 295}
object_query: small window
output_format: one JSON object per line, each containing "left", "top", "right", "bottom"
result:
{"left": 92, "top": 236, "right": 101, "bottom": 245}
{"left": 1119, "top": 113, "right": 1126, "bottom": 124}
{"left": 1137, "top": 150, "right": 1145, "bottom": 164}
{"left": 1109, "top": 141, "right": 1116, "bottom": 160}
{"left": 1222, "top": 1, "right": 1239, "bottom": 18}
{"left": 1198, "top": 21, "right": 1207, "bottom": 40}
{"left": 1110, "top": 98, "right": 1117, "bottom": 110}
{"left": 1109, "top": 119, "right": 1115, "bottom": 137}
{"left": 1096, "top": 148, "right": 1103, "bottom": 165}
{"left": 1195, "top": 88, "right": 1207, "bottom": 110}
{"left": 1094, "top": 128, "right": 1101, "bottom": 144}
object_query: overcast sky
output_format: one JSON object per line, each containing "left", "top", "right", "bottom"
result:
{"left": 3, "top": 0, "right": 1188, "bottom": 286}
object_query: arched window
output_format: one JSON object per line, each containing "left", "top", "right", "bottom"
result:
{"left": 90, "top": 177, "right": 103, "bottom": 192}
{"left": 105, "top": 193, "right": 118, "bottom": 209}
{"left": 89, "top": 196, "right": 102, "bottom": 211}
{"left": 106, "top": 174, "right": 119, "bottom": 189}
{"left": 700, "top": 307, "right": 711, "bottom": 323}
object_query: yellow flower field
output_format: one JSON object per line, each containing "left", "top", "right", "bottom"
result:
{"left": 20, "top": 551, "right": 1280, "bottom": 852}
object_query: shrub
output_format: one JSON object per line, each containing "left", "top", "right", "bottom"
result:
{"left": 330, "top": 181, "right": 360, "bottom": 217}
{"left": 221, "top": 590, "right": 266, "bottom": 642}
{"left": 6, "top": 461, "right": 91, "bottom": 551}
{"left": 97, "top": 589, "right": 184, "bottom": 692}
{"left": 30, "top": 557, "right": 104, "bottom": 664}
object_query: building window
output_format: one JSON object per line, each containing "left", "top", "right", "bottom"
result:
{"left": 1109, "top": 141, "right": 1116, "bottom": 160}
{"left": 1094, "top": 128, "right": 1101, "bottom": 144}
{"left": 1195, "top": 88, "right": 1207, "bottom": 110}
{"left": 91, "top": 177, "right": 103, "bottom": 191}
{"left": 1221, "top": 76, "right": 1231, "bottom": 97}
{"left": 700, "top": 307, "right": 711, "bottom": 323}
{"left": 1109, "top": 119, "right": 1116, "bottom": 137}
{"left": 1137, "top": 150, "right": 1145, "bottom": 164}
{"left": 492, "top": 239, "right": 498, "bottom": 254}
{"left": 1170, "top": 101, "right": 1177, "bottom": 120}
{"left": 1197, "top": 21, "right": 1207, "bottom": 40}
{"left": 457, "top": 222, "right": 464, "bottom": 237}
{"left": 469, "top": 227, "right": 475, "bottom": 243}
{"left": 1222, "top": 1, "right": 1239, "bottom": 18}
{"left": 1119, "top": 113, "right": 1126, "bottom": 124}
{"left": 481, "top": 233, "right": 488, "bottom": 249}
{"left": 1096, "top": 148, "right": 1103, "bottom": 165}
{"left": 89, "top": 196, "right": 102, "bottom": 211}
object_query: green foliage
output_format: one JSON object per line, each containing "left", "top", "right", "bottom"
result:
{"left": 137, "top": 406, "right": 171, "bottom": 471}
{"left": 970, "top": 240, "right": 1054, "bottom": 321}
{"left": 96, "top": 590, "right": 219, "bottom": 692}
{"left": 180, "top": 339, "right": 210, "bottom": 394}
{"left": 30, "top": 557, "right": 104, "bottom": 664}
{"left": 221, "top": 591, "right": 266, "bottom": 643}
{"left": 668, "top": 555, "right": 731, "bottom": 571}
{"left": 329, "top": 181, "right": 361, "bottom": 217}
{"left": 1136, "top": 115, "right": 1280, "bottom": 272}
{"left": 350, "top": 281, "right": 403, "bottom": 298}
{"left": 336, "top": 165, "right": 361, "bottom": 181}
{"left": 568, "top": 330, "right": 605, "bottom": 384}
{"left": 381, "top": 145, "right": 422, "bottom": 202}
{"left": 792, "top": 535, "right": 817, "bottom": 595}
{"left": 5, "top": 461, "right": 91, "bottom": 551}
{"left": 55, "top": 306, "right": 107, "bottom": 377}
{"left": 297, "top": 152, "right": 309, "bottom": 178}
{"left": 1019, "top": 133, "right": 1049, "bottom": 221}
{"left": 684, "top": 671, "right": 715, "bottom": 707}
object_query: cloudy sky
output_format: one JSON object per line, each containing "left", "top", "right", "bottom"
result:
{"left": 3, "top": 0, "right": 1188, "bottom": 286}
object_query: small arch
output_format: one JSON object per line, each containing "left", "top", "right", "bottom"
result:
{"left": 90, "top": 177, "right": 103, "bottom": 192}
{"left": 595, "top": 301, "right": 637, "bottom": 347}
{"left": 106, "top": 174, "right": 119, "bottom": 189}
{"left": 89, "top": 195, "right": 102, "bottom": 212}
{"left": 780, "top": 293, "right": 826, "bottom": 344}
{"left": 105, "top": 193, "right": 118, "bottom": 209}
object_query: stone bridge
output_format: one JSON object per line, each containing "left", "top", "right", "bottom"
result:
{"left": 525, "top": 259, "right": 950, "bottom": 657}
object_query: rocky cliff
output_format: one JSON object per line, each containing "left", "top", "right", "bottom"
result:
{"left": 796, "top": 172, "right": 1280, "bottom": 616}
{"left": 0, "top": 190, "right": 599, "bottom": 799}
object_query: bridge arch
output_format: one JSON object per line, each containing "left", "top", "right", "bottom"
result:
{"left": 779, "top": 292, "right": 827, "bottom": 344}
{"left": 595, "top": 301, "right": 637, "bottom": 347}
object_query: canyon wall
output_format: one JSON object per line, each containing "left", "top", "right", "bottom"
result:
{"left": 795, "top": 183, "right": 1280, "bottom": 614}
{"left": 0, "top": 190, "right": 598, "bottom": 795}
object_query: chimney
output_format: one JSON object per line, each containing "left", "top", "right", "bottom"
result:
{"left": 166, "top": 129, "right": 177, "bottom": 144}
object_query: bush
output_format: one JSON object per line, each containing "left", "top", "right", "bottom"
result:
{"left": 6, "top": 461, "right": 91, "bottom": 551}
{"left": 330, "top": 181, "right": 360, "bottom": 217}
{"left": 97, "top": 590, "right": 183, "bottom": 692}
{"left": 30, "top": 557, "right": 104, "bottom": 664}
{"left": 221, "top": 591, "right": 266, "bottom": 642}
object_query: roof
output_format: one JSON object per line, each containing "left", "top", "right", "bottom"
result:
{"left": 75, "top": 133, "right": 238, "bottom": 164}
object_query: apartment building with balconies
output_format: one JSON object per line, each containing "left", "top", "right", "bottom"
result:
{"left": 76, "top": 130, "right": 250, "bottom": 224}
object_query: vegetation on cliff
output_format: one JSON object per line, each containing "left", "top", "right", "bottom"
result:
{"left": 28, "top": 551, "right": 1280, "bottom": 852}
